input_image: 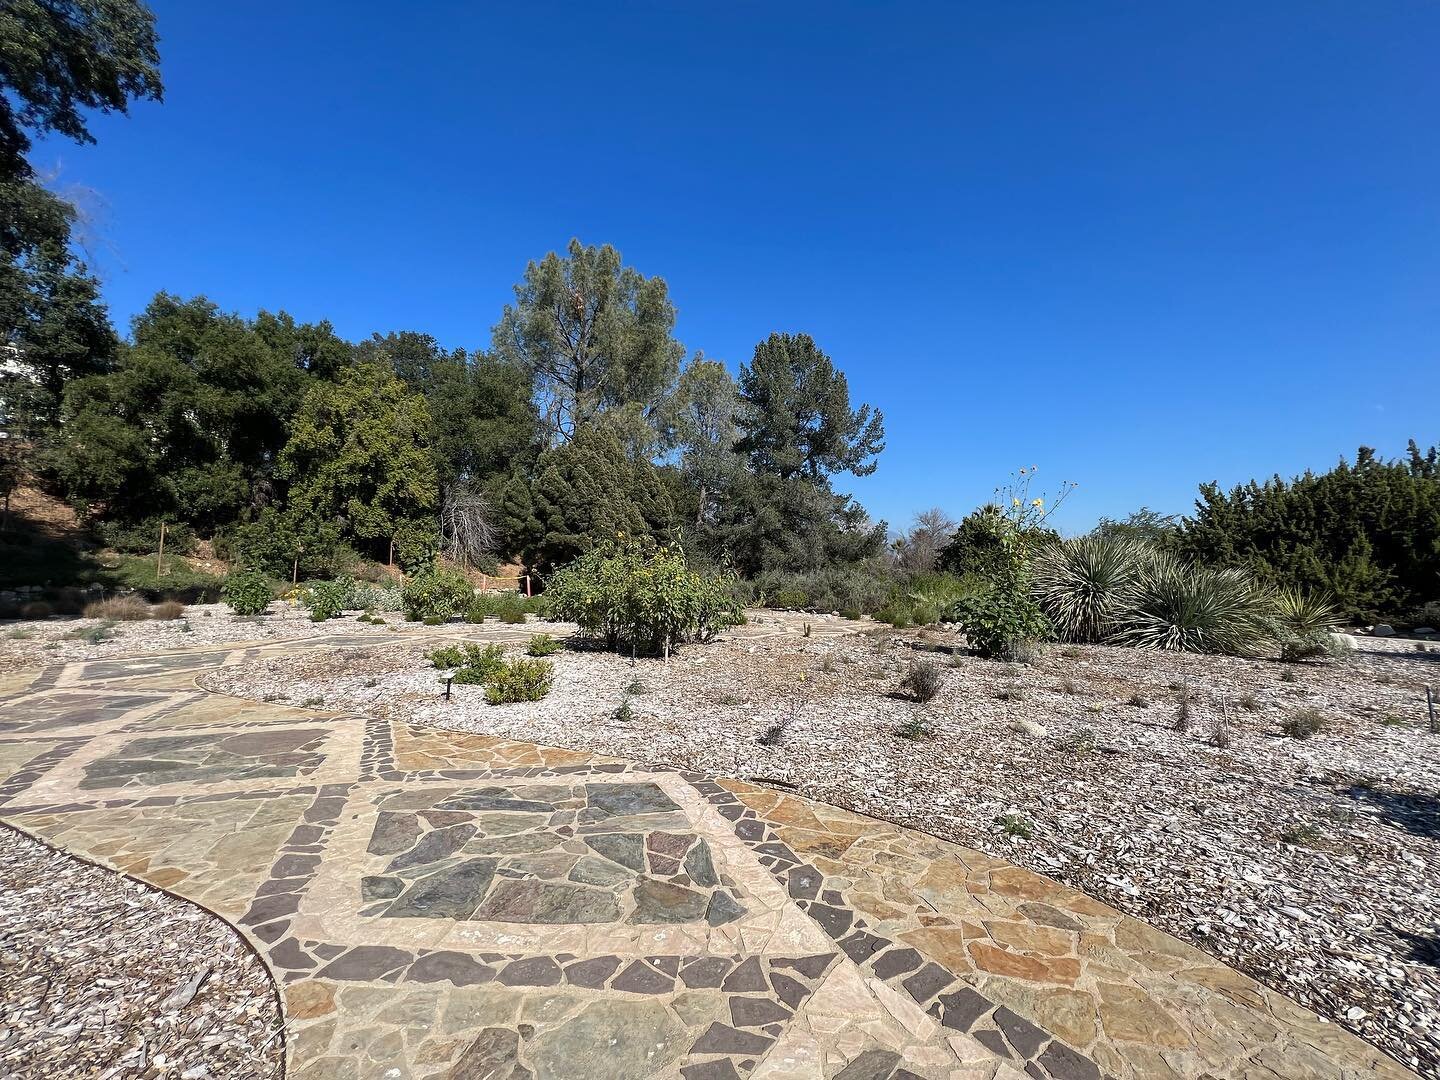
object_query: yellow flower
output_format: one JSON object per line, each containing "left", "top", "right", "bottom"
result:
{"left": 1032, "top": 498, "right": 1043, "bottom": 507}
{"left": 1012, "top": 498, "right": 1021, "bottom": 507}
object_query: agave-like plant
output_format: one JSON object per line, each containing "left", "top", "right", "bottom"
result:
{"left": 1274, "top": 588, "right": 1347, "bottom": 661}
{"left": 1031, "top": 534, "right": 1147, "bottom": 643}
{"left": 1113, "top": 557, "right": 1275, "bottom": 656}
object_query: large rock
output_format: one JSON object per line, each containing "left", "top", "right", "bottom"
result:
{"left": 1372, "top": 624, "right": 1396, "bottom": 637}
{"left": 1010, "top": 719, "right": 1047, "bottom": 738}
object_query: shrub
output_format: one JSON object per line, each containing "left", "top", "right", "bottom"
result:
{"left": 307, "top": 578, "right": 356, "bottom": 622}
{"left": 1033, "top": 535, "right": 1147, "bottom": 643}
{"left": 1112, "top": 558, "right": 1273, "bottom": 656}
{"left": 495, "top": 594, "right": 528, "bottom": 624}
{"left": 901, "top": 659, "right": 943, "bottom": 703}
{"left": 82, "top": 595, "right": 151, "bottom": 621}
{"left": 466, "top": 594, "right": 499, "bottom": 623}
{"left": 484, "top": 657, "right": 554, "bottom": 704}
{"left": 1281, "top": 708, "right": 1326, "bottom": 739}
{"left": 19, "top": 600, "right": 53, "bottom": 619}
{"left": 352, "top": 582, "right": 403, "bottom": 612}
{"left": 151, "top": 600, "right": 186, "bottom": 620}
{"left": 432, "top": 643, "right": 508, "bottom": 687}
{"left": 401, "top": 567, "right": 474, "bottom": 622}
{"left": 1274, "top": 589, "right": 1347, "bottom": 662}
{"left": 769, "top": 587, "right": 810, "bottom": 611}
{"left": 952, "top": 586, "right": 1050, "bottom": 659}
{"left": 222, "top": 570, "right": 274, "bottom": 616}
{"left": 96, "top": 518, "right": 197, "bottom": 556}
{"left": 526, "top": 633, "right": 562, "bottom": 657}
{"left": 545, "top": 538, "right": 742, "bottom": 656}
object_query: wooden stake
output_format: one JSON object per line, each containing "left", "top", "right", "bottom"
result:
{"left": 1428, "top": 685, "right": 1436, "bottom": 735}
{"left": 156, "top": 521, "right": 167, "bottom": 579}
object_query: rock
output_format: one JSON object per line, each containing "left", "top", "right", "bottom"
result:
{"left": 1010, "top": 719, "right": 1047, "bottom": 738}
{"left": 1415, "top": 626, "right": 1436, "bottom": 635}
{"left": 1371, "top": 624, "right": 1396, "bottom": 637}
{"left": 1329, "top": 633, "right": 1357, "bottom": 652}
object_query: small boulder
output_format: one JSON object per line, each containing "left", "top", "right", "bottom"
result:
{"left": 1372, "top": 624, "right": 1396, "bottom": 637}
{"left": 1415, "top": 626, "right": 1437, "bottom": 636}
{"left": 1009, "top": 719, "right": 1047, "bottom": 738}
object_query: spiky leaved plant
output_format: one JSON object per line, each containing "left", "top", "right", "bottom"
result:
{"left": 1274, "top": 589, "right": 1348, "bottom": 662}
{"left": 1113, "top": 557, "right": 1274, "bottom": 656}
{"left": 1031, "top": 534, "right": 1147, "bottom": 643}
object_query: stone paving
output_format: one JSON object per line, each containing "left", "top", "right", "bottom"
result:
{"left": 0, "top": 630, "right": 1420, "bottom": 1080}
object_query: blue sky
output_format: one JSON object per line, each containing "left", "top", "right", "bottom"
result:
{"left": 37, "top": 1, "right": 1440, "bottom": 533}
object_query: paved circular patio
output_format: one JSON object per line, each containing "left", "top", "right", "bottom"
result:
{"left": 0, "top": 631, "right": 1419, "bottom": 1079}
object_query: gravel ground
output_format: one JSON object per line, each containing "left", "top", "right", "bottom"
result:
{"left": 0, "top": 823, "right": 284, "bottom": 1080}
{"left": 201, "top": 617, "right": 1440, "bottom": 1078}
{"left": 0, "top": 602, "right": 407, "bottom": 674}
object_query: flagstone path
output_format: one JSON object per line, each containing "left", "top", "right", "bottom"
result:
{"left": 0, "top": 629, "right": 1419, "bottom": 1080}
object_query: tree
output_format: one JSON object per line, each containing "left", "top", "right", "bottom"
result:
{"left": 279, "top": 364, "right": 437, "bottom": 562}
{"left": 491, "top": 239, "right": 684, "bottom": 443}
{"left": 710, "top": 332, "right": 887, "bottom": 576}
{"left": 0, "top": 0, "right": 161, "bottom": 465}
{"left": 1177, "top": 444, "right": 1440, "bottom": 619}
{"left": 735, "top": 333, "right": 884, "bottom": 482}
{"left": 1093, "top": 507, "right": 1179, "bottom": 547}
{"left": 663, "top": 355, "right": 739, "bottom": 526}
{"left": 424, "top": 351, "right": 538, "bottom": 504}
{"left": 893, "top": 508, "right": 957, "bottom": 573}
{"left": 49, "top": 294, "right": 308, "bottom": 529}
{"left": 501, "top": 420, "right": 678, "bottom": 573}
{"left": 0, "top": 0, "right": 163, "bottom": 182}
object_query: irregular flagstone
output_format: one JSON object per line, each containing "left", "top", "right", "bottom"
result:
{"left": 0, "top": 638, "right": 1420, "bottom": 1080}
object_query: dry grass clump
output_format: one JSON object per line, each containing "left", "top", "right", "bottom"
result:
{"left": 901, "top": 659, "right": 943, "bottom": 703}
{"left": 1281, "top": 708, "right": 1326, "bottom": 740}
{"left": 19, "top": 601, "right": 53, "bottom": 620}
{"left": 83, "top": 596, "right": 151, "bottom": 621}
{"left": 150, "top": 600, "right": 187, "bottom": 620}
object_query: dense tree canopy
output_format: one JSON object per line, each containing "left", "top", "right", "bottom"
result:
{"left": 278, "top": 364, "right": 438, "bottom": 563}
{"left": 1176, "top": 444, "right": 1440, "bottom": 620}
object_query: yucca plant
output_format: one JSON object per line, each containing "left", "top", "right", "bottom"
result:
{"left": 1113, "top": 558, "right": 1274, "bottom": 656}
{"left": 1274, "top": 589, "right": 1347, "bottom": 662}
{"left": 1031, "top": 534, "right": 1147, "bottom": 643}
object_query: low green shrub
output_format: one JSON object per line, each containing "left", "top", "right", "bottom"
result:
{"left": 1274, "top": 589, "right": 1348, "bottom": 662}
{"left": 526, "top": 633, "right": 562, "bottom": 657}
{"left": 402, "top": 567, "right": 474, "bottom": 622}
{"left": 769, "top": 587, "right": 810, "bottom": 611}
{"left": 545, "top": 538, "right": 741, "bottom": 657}
{"left": 222, "top": 570, "right": 274, "bottom": 616}
{"left": 1281, "top": 708, "right": 1326, "bottom": 739}
{"left": 484, "top": 657, "right": 554, "bottom": 704}
{"left": 430, "top": 643, "right": 508, "bottom": 687}
{"left": 496, "top": 594, "right": 528, "bottom": 624}
{"left": 306, "top": 578, "right": 356, "bottom": 622}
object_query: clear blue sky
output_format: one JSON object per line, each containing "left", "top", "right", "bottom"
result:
{"left": 35, "top": 1, "right": 1440, "bottom": 533}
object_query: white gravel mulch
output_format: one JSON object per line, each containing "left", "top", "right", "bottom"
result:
{"left": 0, "top": 603, "right": 404, "bottom": 674}
{"left": 200, "top": 616, "right": 1440, "bottom": 1078}
{"left": 0, "top": 824, "right": 284, "bottom": 1080}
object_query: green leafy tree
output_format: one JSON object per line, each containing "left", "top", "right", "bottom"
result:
{"left": 49, "top": 294, "right": 309, "bottom": 529}
{"left": 279, "top": 364, "right": 438, "bottom": 561}
{"left": 0, "top": 0, "right": 160, "bottom": 449}
{"left": 0, "top": 0, "right": 163, "bottom": 180}
{"left": 491, "top": 239, "right": 684, "bottom": 443}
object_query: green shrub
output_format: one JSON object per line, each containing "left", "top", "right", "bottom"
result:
{"left": 901, "top": 659, "right": 943, "bottom": 702}
{"left": 352, "top": 582, "right": 403, "bottom": 612}
{"left": 496, "top": 594, "right": 528, "bottom": 624}
{"left": 526, "top": 633, "right": 562, "bottom": 657}
{"left": 222, "top": 570, "right": 274, "bottom": 616}
{"left": 466, "top": 594, "right": 499, "bottom": 622}
{"left": 306, "top": 578, "right": 356, "bottom": 622}
{"left": 428, "top": 644, "right": 467, "bottom": 669}
{"left": 402, "top": 567, "right": 474, "bottom": 622}
{"left": 769, "top": 587, "right": 810, "bottom": 611}
{"left": 1032, "top": 534, "right": 1147, "bottom": 643}
{"left": 545, "top": 538, "right": 741, "bottom": 656}
{"left": 952, "top": 585, "right": 1050, "bottom": 659}
{"left": 431, "top": 643, "right": 508, "bottom": 688}
{"left": 1112, "top": 558, "right": 1273, "bottom": 656}
{"left": 96, "top": 518, "right": 197, "bottom": 556}
{"left": 484, "top": 657, "right": 554, "bottom": 704}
